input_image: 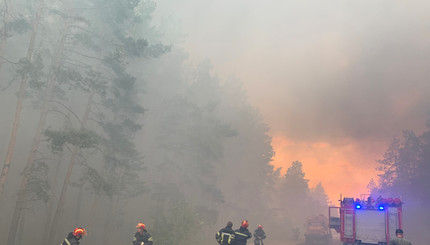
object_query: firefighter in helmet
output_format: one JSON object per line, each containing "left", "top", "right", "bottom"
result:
{"left": 253, "top": 225, "right": 266, "bottom": 245}
{"left": 133, "top": 222, "right": 153, "bottom": 245}
{"left": 61, "top": 227, "right": 87, "bottom": 245}
{"left": 232, "top": 220, "right": 252, "bottom": 245}
{"left": 216, "top": 221, "right": 235, "bottom": 244}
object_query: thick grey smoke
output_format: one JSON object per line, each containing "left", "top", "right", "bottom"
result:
{"left": 153, "top": 0, "right": 430, "bottom": 142}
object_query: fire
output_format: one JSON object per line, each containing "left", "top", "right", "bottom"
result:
{"left": 270, "top": 135, "right": 382, "bottom": 204}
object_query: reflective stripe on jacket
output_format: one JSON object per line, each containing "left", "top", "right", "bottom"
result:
{"left": 61, "top": 232, "right": 79, "bottom": 245}
{"left": 216, "top": 226, "right": 235, "bottom": 245}
{"left": 133, "top": 230, "right": 153, "bottom": 245}
{"left": 232, "top": 227, "right": 252, "bottom": 245}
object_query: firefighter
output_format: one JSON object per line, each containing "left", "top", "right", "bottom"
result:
{"left": 133, "top": 222, "right": 154, "bottom": 245}
{"left": 367, "top": 196, "right": 374, "bottom": 206}
{"left": 216, "top": 221, "right": 235, "bottom": 244}
{"left": 389, "top": 229, "right": 412, "bottom": 245}
{"left": 232, "top": 220, "right": 252, "bottom": 245}
{"left": 253, "top": 225, "right": 266, "bottom": 245}
{"left": 61, "top": 227, "right": 87, "bottom": 245}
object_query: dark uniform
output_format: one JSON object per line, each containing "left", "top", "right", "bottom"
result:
{"left": 389, "top": 237, "right": 412, "bottom": 245}
{"left": 232, "top": 227, "right": 252, "bottom": 245}
{"left": 216, "top": 224, "right": 235, "bottom": 244}
{"left": 133, "top": 230, "right": 154, "bottom": 245}
{"left": 62, "top": 232, "right": 80, "bottom": 245}
{"left": 253, "top": 228, "right": 266, "bottom": 245}
{"left": 389, "top": 229, "right": 412, "bottom": 245}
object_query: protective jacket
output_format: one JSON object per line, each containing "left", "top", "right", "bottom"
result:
{"left": 232, "top": 227, "right": 252, "bottom": 245}
{"left": 389, "top": 238, "right": 412, "bottom": 245}
{"left": 216, "top": 225, "right": 235, "bottom": 244}
{"left": 62, "top": 232, "right": 80, "bottom": 245}
{"left": 133, "top": 230, "right": 154, "bottom": 245}
{"left": 253, "top": 228, "right": 266, "bottom": 245}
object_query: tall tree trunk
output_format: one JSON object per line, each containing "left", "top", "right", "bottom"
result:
{"left": 42, "top": 150, "right": 64, "bottom": 245}
{"left": 101, "top": 198, "right": 114, "bottom": 245}
{"left": 0, "top": 0, "right": 43, "bottom": 198}
{"left": 6, "top": 8, "right": 69, "bottom": 244}
{"left": 0, "top": 0, "right": 16, "bottom": 74}
{"left": 74, "top": 184, "right": 84, "bottom": 226}
{"left": 105, "top": 172, "right": 127, "bottom": 244}
{"left": 87, "top": 194, "right": 100, "bottom": 231}
{"left": 16, "top": 211, "right": 24, "bottom": 245}
{"left": 47, "top": 91, "right": 95, "bottom": 245}
{"left": 42, "top": 109, "right": 72, "bottom": 244}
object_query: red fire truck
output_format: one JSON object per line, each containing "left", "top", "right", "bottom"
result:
{"left": 329, "top": 194, "right": 403, "bottom": 245}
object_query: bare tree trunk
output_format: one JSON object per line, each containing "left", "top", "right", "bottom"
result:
{"left": 16, "top": 210, "right": 24, "bottom": 245}
{"left": 6, "top": 65, "right": 57, "bottom": 245}
{"left": 0, "top": 0, "right": 43, "bottom": 198}
{"left": 101, "top": 198, "right": 114, "bottom": 245}
{"left": 88, "top": 194, "right": 100, "bottom": 230}
{"left": 47, "top": 91, "right": 95, "bottom": 245}
{"left": 74, "top": 183, "right": 84, "bottom": 227}
{"left": 6, "top": 7, "right": 70, "bottom": 245}
{"left": 105, "top": 172, "right": 127, "bottom": 244}
{"left": 42, "top": 108, "right": 72, "bottom": 244}
{"left": 42, "top": 149, "right": 64, "bottom": 244}
{"left": 0, "top": 0, "right": 16, "bottom": 74}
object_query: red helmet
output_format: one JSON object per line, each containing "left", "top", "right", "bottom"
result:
{"left": 136, "top": 222, "right": 146, "bottom": 230}
{"left": 73, "top": 227, "right": 87, "bottom": 237}
{"left": 258, "top": 225, "right": 263, "bottom": 229}
{"left": 241, "top": 220, "right": 249, "bottom": 228}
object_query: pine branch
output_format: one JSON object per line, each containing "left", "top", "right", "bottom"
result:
{"left": 64, "top": 48, "right": 103, "bottom": 61}
{"left": 49, "top": 100, "right": 83, "bottom": 126}
{"left": 0, "top": 76, "right": 17, "bottom": 91}
{"left": 0, "top": 55, "right": 19, "bottom": 64}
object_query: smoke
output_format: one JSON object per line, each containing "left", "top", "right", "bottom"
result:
{"left": 154, "top": 0, "right": 430, "bottom": 142}
{"left": 152, "top": 0, "right": 430, "bottom": 203}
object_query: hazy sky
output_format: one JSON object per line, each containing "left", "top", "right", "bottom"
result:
{"left": 153, "top": 0, "right": 430, "bottom": 202}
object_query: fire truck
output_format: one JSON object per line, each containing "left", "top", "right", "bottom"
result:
{"left": 304, "top": 214, "right": 332, "bottom": 245}
{"left": 329, "top": 194, "right": 403, "bottom": 245}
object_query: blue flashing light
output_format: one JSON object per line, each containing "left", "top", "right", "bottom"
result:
{"left": 378, "top": 206, "right": 385, "bottom": 210}
{"left": 355, "top": 204, "right": 362, "bottom": 209}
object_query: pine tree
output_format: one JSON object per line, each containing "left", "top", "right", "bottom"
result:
{"left": 310, "top": 182, "right": 329, "bottom": 213}
{"left": 279, "top": 161, "right": 310, "bottom": 225}
{"left": 0, "top": 0, "right": 44, "bottom": 198}
{"left": 367, "top": 178, "right": 377, "bottom": 193}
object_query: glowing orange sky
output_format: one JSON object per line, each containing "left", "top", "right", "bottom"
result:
{"left": 153, "top": 0, "right": 430, "bottom": 207}
{"left": 270, "top": 134, "right": 386, "bottom": 204}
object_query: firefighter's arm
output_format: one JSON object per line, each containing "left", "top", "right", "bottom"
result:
{"left": 132, "top": 235, "right": 140, "bottom": 245}
{"left": 146, "top": 236, "right": 153, "bottom": 245}
{"left": 230, "top": 233, "right": 235, "bottom": 242}
{"left": 65, "top": 238, "right": 79, "bottom": 245}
